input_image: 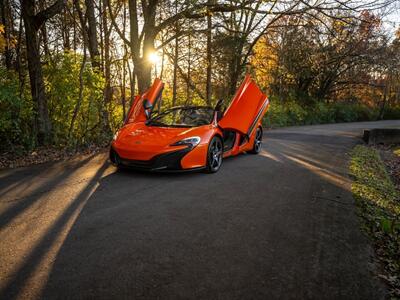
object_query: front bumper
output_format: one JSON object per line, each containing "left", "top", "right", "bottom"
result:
{"left": 110, "top": 146, "right": 202, "bottom": 171}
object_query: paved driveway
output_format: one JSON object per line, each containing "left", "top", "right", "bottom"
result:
{"left": 1, "top": 120, "right": 399, "bottom": 299}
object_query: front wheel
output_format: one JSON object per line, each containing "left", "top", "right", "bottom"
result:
{"left": 205, "top": 136, "right": 223, "bottom": 173}
{"left": 109, "top": 147, "right": 121, "bottom": 168}
{"left": 249, "top": 127, "right": 263, "bottom": 154}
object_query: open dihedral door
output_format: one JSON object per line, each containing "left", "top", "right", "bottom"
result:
{"left": 218, "top": 75, "right": 269, "bottom": 137}
{"left": 125, "top": 78, "right": 164, "bottom": 124}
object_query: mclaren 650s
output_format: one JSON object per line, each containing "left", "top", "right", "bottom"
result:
{"left": 110, "top": 75, "right": 269, "bottom": 173}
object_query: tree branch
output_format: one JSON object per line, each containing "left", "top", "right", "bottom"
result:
{"left": 106, "top": 0, "right": 131, "bottom": 46}
{"left": 34, "top": 0, "right": 66, "bottom": 30}
{"left": 155, "top": 2, "right": 252, "bottom": 33}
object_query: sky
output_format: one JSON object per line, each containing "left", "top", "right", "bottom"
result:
{"left": 381, "top": 1, "right": 400, "bottom": 33}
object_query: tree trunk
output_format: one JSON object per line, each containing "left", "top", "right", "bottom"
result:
{"left": 128, "top": 0, "right": 141, "bottom": 92}
{"left": 228, "top": 61, "right": 240, "bottom": 96}
{"left": 85, "top": 0, "right": 100, "bottom": 68}
{"left": 379, "top": 79, "right": 388, "bottom": 120}
{"left": 128, "top": 0, "right": 156, "bottom": 94}
{"left": 172, "top": 34, "right": 179, "bottom": 106}
{"left": 171, "top": 0, "right": 179, "bottom": 106}
{"left": 22, "top": 0, "right": 51, "bottom": 144}
{"left": 62, "top": 6, "right": 70, "bottom": 50}
{"left": 138, "top": 29, "right": 155, "bottom": 93}
{"left": 69, "top": 46, "right": 87, "bottom": 139}
{"left": 21, "top": 0, "right": 65, "bottom": 145}
{"left": 16, "top": 16, "right": 25, "bottom": 98}
{"left": 186, "top": 31, "right": 191, "bottom": 104}
{"left": 72, "top": 1, "right": 76, "bottom": 51}
{"left": 0, "top": 0, "right": 13, "bottom": 69}
{"left": 127, "top": 61, "right": 135, "bottom": 104}
{"left": 159, "top": 41, "right": 165, "bottom": 80}
{"left": 41, "top": 24, "right": 51, "bottom": 57}
{"left": 121, "top": 0, "right": 127, "bottom": 120}
{"left": 122, "top": 75, "right": 126, "bottom": 120}
{"left": 101, "top": 0, "right": 111, "bottom": 134}
{"left": 206, "top": 2, "right": 212, "bottom": 105}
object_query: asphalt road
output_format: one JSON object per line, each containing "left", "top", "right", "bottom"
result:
{"left": 1, "top": 120, "right": 399, "bottom": 300}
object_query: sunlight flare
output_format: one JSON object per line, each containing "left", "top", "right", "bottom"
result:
{"left": 147, "top": 51, "right": 161, "bottom": 65}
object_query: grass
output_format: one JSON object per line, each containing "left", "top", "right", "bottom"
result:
{"left": 349, "top": 145, "right": 400, "bottom": 297}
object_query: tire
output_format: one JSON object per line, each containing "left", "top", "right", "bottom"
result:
{"left": 249, "top": 127, "right": 263, "bottom": 154}
{"left": 109, "top": 148, "right": 121, "bottom": 168}
{"left": 205, "top": 136, "right": 223, "bottom": 173}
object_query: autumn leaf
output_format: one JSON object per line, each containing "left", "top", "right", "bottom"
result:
{"left": 0, "top": 24, "right": 6, "bottom": 52}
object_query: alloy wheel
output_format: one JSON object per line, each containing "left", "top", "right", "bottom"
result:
{"left": 208, "top": 137, "right": 223, "bottom": 172}
{"left": 254, "top": 128, "right": 262, "bottom": 153}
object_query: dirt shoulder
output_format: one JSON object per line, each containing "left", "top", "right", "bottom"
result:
{"left": 0, "top": 145, "right": 108, "bottom": 170}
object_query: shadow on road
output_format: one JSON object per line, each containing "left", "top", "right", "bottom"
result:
{"left": 0, "top": 154, "right": 98, "bottom": 231}
{"left": 0, "top": 161, "right": 109, "bottom": 300}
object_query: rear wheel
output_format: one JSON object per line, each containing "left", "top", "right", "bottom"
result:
{"left": 249, "top": 127, "right": 263, "bottom": 154}
{"left": 205, "top": 136, "right": 223, "bottom": 173}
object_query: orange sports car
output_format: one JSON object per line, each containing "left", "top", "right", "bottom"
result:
{"left": 110, "top": 75, "right": 269, "bottom": 173}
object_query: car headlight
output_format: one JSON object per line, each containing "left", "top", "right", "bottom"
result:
{"left": 171, "top": 136, "right": 201, "bottom": 147}
{"left": 113, "top": 130, "right": 120, "bottom": 141}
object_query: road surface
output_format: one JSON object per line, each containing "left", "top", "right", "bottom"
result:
{"left": 1, "top": 121, "right": 399, "bottom": 300}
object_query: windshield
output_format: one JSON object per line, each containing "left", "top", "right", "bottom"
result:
{"left": 148, "top": 106, "right": 214, "bottom": 127}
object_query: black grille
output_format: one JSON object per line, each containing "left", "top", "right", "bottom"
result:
{"left": 110, "top": 146, "right": 192, "bottom": 171}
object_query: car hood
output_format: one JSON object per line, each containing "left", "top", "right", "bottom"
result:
{"left": 115, "top": 122, "right": 202, "bottom": 149}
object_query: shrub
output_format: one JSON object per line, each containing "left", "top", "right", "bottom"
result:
{"left": 264, "top": 99, "right": 309, "bottom": 127}
{"left": 0, "top": 67, "right": 34, "bottom": 152}
{"left": 382, "top": 106, "right": 400, "bottom": 120}
{"left": 43, "top": 52, "right": 107, "bottom": 147}
{"left": 263, "top": 100, "right": 393, "bottom": 128}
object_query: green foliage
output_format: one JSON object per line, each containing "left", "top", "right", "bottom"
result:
{"left": 381, "top": 106, "right": 400, "bottom": 120}
{"left": 43, "top": 52, "right": 108, "bottom": 147}
{"left": 0, "top": 67, "right": 34, "bottom": 151}
{"left": 262, "top": 99, "right": 400, "bottom": 128}
{"left": 263, "top": 99, "right": 306, "bottom": 127}
{"left": 0, "top": 52, "right": 122, "bottom": 153}
{"left": 349, "top": 145, "right": 400, "bottom": 295}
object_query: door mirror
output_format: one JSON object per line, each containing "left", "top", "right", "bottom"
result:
{"left": 214, "top": 99, "right": 224, "bottom": 122}
{"left": 143, "top": 99, "right": 153, "bottom": 119}
{"left": 214, "top": 99, "right": 224, "bottom": 112}
{"left": 143, "top": 99, "right": 153, "bottom": 110}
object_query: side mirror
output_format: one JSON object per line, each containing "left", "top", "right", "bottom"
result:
{"left": 214, "top": 99, "right": 224, "bottom": 111}
{"left": 143, "top": 99, "right": 153, "bottom": 119}
{"left": 214, "top": 99, "right": 224, "bottom": 122}
{"left": 143, "top": 99, "right": 153, "bottom": 110}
